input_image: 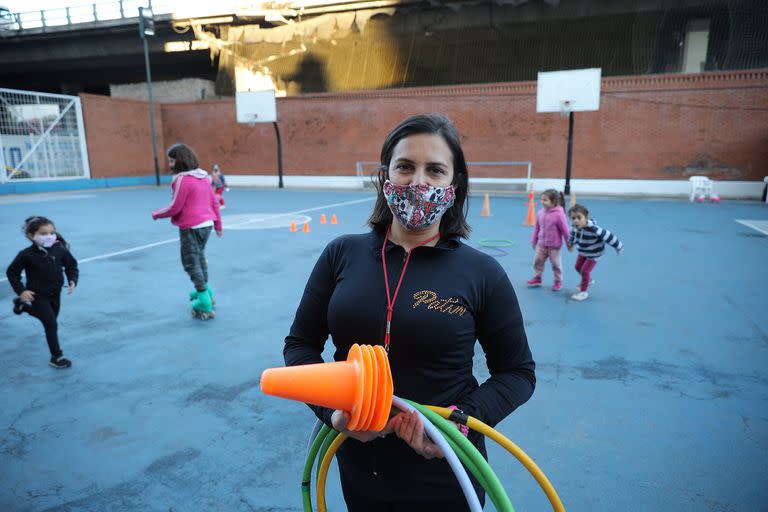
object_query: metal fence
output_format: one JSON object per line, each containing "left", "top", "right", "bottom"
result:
{"left": 0, "top": 88, "right": 90, "bottom": 183}
{"left": 1, "top": 0, "right": 172, "bottom": 32}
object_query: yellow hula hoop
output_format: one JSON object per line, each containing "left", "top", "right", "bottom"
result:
{"left": 427, "top": 406, "right": 565, "bottom": 512}
{"left": 316, "top": 432, "right": 347, "bottom": 512}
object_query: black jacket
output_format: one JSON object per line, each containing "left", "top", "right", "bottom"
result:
{"left": 6, "top": 242, "right": 79, "bottom": 296}
{"left": 284, "top": 229, "right": 535, "bottom": 503}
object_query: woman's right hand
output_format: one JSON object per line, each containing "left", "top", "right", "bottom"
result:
{"left": 331, "top": 409, "right": 393, "bottom": 443}
{"left": 19, "top": 290, "right": 35, "bottom": 303}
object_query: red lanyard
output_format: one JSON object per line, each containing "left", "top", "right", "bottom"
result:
{"left": 381, "top": 224, "right": 440, "bottom": 351}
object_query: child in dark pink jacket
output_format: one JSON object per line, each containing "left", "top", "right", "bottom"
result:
{"left": 526, "top": 189, "right": 570, "bottom": 291}
{"left": 152, "top": 143, "right": 222, "bottom": 318}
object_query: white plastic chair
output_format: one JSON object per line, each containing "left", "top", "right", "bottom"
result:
{"left": 689, "top": 176, "right": 713, "bottom": 201}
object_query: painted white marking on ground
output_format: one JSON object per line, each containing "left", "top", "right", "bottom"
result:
{"left": 224, "top": 214, "right": 312, "bottom": 230}
{"left": 0, "top": 193, "right": 96, "bottom": 205}
{"left": 0, "top": 197, "right": 374, "bottom": 282}
{"left": 736, "top": 219, "right": 768, "bottom": 237}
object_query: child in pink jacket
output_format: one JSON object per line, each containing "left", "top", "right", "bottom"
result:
{"left": 152, "top": 143, "right": 222, "bottom": 318}
{"left": 526, "top": 189, "right": 570, "bottom": 291}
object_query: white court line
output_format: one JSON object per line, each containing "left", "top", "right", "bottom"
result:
{"left": 736, "top": 219, "right": 768, "bottom": 236}
{"left": 0, "top": 197, "right": 375, "bottom": 283}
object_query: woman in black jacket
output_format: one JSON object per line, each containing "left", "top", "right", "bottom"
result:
{"left": 6, "top": 216, "right": 78, "bottom": 369}
{"left": 283, "top": 114, "right": 535, "bottom": 510}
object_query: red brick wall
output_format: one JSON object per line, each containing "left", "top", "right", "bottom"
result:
{"left": 83, "top": 70, "right": 768, "bottom": 181}
{"left": 81, "top": 94, "right": 164, "bottom": 178}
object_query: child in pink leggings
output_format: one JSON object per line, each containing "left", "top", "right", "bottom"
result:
{"left": 527, "top": 189, "right": 570, "bottom": 291}
{"left": 567, "top": 204, "right": 623, "bottom": 301}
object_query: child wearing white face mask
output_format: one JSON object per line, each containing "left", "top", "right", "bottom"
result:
{"left": 6, "top": 216, "right": 78, "bottom": 369}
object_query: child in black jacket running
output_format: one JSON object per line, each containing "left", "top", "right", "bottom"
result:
{"left": 6, "top": 216, "right": 78, "bottom": 368}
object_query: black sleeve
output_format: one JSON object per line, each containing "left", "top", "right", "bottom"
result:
{"left": 283, "top": 242, "right": 338, "bottom": 427}
{"left": 6, "top": 251, "right": 26, "bottom": 296}
{"left": 63, "top": 249, "right": 79, "bottom": 285}
{"left": 459, "top": 272, "right": 536, "bottom": 427}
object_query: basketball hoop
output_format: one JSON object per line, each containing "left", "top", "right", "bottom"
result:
{"left": 559, "top": 100, "right": 572, "bottom": 118}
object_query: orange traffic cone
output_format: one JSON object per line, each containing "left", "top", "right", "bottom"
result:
{"left": 320, "top": 213, "right": 327, "bottom": 224}
{"left": 481, "top": 193, "right": 491, "bottom": 217}
{"left": 302, "top": 222, "right": 310, "bottom": 233}
{"left": 290, "top": 220, "right": 297, "bottom": 232}
{"left": 524, "top": 188, "right": 536, "bottom": 226}
{"left": 330, "top": 214, "right": 338, "bottom": 225}
{"left": 261, "top": 344, "right": 393, "bottom": 431}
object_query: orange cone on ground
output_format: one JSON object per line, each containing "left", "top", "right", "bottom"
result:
{"left": 524, "top": 187, "right": 536, "bottom": 226}
{"left": 330, "top": 214, "right": 338, "bottom": 225}
{"left": 290, "top": 220, "right": 297, "bottom": 232}
{"left": 481, "top": 193, "right": 491, "bottom": 217}
{"left": 320, "top": 213, "right": 327, "bottom": 224}
{"left": 260, "top": 344, "right": 393, "bottom": 431}
{"left": 302, "top": 222, "right": 310, "bottom": 233}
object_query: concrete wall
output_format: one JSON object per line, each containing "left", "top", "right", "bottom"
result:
{"left": 110, "top": 78, "right": 217, "bottom": 103}
{"left": 81, "top": 94, "right": 164, "bottom": 178}
{"left": 81, "top": 70, "right": 768, "bottom": 187}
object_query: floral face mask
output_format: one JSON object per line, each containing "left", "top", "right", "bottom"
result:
{"left": 383, "top": 180, "right": 455, "bottom": 230}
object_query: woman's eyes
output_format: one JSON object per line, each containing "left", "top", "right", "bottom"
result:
{"left": 395, "top": 163, "right": 445, "bottom": 174}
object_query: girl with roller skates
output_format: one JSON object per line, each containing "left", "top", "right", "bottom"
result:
{"left": 152, "top": 143, "right": 222, "bottom": 319}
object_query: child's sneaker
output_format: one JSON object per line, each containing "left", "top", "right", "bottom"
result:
{"left": 49, "top": 356, "right": 72, "bottom": 369}
{"left": 526, "top": 276, "right": 542, "bottom": 287}
{"left": 552, "top": 281, "right": 562, "bottom": 292}
{"left": 570, "top": 291, "right": 589, "bottom": 301}
{"left": 12, "top": 297, "right": 26, "bottom": 315}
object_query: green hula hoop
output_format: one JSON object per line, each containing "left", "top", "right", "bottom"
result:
{"left": 478, "top": 238, "right": 515, "bottom": 248}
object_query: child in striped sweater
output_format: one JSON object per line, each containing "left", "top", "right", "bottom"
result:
{"left": 567, "top": 204, "right": 623, "bottom": 301}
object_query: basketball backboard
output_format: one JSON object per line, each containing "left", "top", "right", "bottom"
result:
{"left": 536, "top": 68, "right": 602, "bottom": 113}
{"left": 236, "top": 90, "right": 277, "bottom": 124}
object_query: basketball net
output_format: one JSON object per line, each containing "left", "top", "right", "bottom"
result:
{"left": 559, "top": 100, "right": 572, "bottom": 118}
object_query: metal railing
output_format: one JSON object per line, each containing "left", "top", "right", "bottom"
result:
{"left": 1, "top": 0, "right": 176, "bottom": 32}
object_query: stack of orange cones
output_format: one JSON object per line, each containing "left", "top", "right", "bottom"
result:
{"left": 480, "top": 193, "right": 491, "bottom": 217}
{"left": 290, "top": 220, "right": 297, "bottom": 232}
{"left": 320, "top": 213, "right": 327, "bottom": 224}
{"left": 260, "top": 344, "right": 393, "bottom": 431}
{"left": 330, "top": 214, "right": 338, "bottom": 225}
{"left": 302, "top": 222, "right": 310, "bottom": 233}
{"left": 524, "top": 187, "right": 536, "bottom": 226}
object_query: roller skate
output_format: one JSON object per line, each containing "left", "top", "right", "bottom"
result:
{"left": 191, "top": 287, "right": 215, "bottom": 320}
{"left": 189, "top": 285, "right": 216, "bottom": 307}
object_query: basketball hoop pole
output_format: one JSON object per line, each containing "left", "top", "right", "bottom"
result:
{"left": 564, "top": 110, "right": 574, "bottom": 197}
{"left": 273, "top": 122, "right": 284, "bottom": 188}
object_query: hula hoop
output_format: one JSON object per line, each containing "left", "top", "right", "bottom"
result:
{"left": 478, "top": 238, "right": 515, "bottom": 248}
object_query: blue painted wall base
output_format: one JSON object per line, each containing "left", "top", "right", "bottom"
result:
{"left": 0, "top": 175, "right": 172, "bottom": 195}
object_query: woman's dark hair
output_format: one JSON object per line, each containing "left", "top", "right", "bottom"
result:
{"left": 367, "top": 113, "right": 471, "bottom": 238}
{"left": 568, "top": 204, "right": 589, "bottom": 218}
{"left": 542, "top": 188, "right": 565, "bottom": 207}
{"left": 166, "top": 143, "right": 199, "bottom": 173}
{"left": 23, "top": 215, "right": 68, "bottom": 248}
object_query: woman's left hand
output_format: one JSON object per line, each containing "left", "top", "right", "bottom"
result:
{"left": 68, "top": 281, "right": 76, "bottom": 294}
{"left": 391, "top": 410, "right": 444, "bottom": 460}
